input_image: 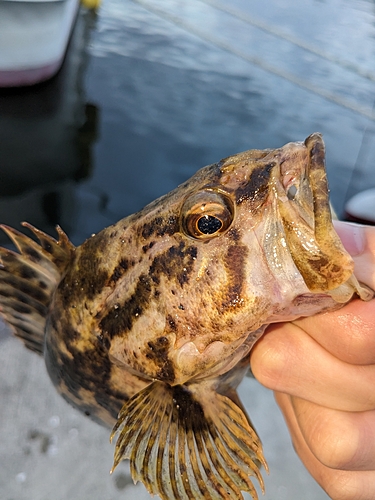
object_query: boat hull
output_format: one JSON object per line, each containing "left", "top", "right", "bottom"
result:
{"left": 0, "top": 0, "right": 80, "bottom": 87}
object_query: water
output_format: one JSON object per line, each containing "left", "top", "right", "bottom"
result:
{"left": 0, "top": 0, "right": 375, "bottom": 499}
{"left": 1, "top": 0, "right": 375, "bottom": 244}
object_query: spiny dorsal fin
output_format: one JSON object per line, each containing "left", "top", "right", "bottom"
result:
{"left": 0, "top": 223, "right": 75, "bottom": 353}
{"left": 110, "top": 380, "right": 268, "bottom": 500}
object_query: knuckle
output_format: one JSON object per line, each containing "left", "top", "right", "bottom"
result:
{"left": 250, "top": 334, "right": 292, "bottom": 389}
{"left": 323, "top": 474, "right": 369, "bottom": 500}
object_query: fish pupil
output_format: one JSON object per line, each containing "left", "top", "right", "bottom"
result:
{"left": 197, "top": 215, "right": 222, "bottom": 234}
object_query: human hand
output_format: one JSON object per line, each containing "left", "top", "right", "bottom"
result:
{"left": 251, "top": 221, "right": 375, "bottom": 500}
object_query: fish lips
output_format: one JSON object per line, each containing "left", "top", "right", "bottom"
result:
{"left": 273, "top": 133, "right": 355, "bottom": 296}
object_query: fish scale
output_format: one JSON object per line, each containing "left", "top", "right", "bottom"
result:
{"left": 0, "top": 133, "right": 373, "bottom": 499}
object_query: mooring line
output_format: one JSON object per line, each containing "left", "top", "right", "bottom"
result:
{"left": 129, "top": 0, "right": 375, "bottom": 121}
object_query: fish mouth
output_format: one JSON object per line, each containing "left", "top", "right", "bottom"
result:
{"left": 275, "top": 133, "right": 355, "bottom": 295}
{"left": 277, "top": 132, "right": 325, "bottom": 227}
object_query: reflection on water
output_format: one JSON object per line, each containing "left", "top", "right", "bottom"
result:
{"left": 1, "top": 0, "right": 374, "bottom": 249}
{"left": 0, "top": 8, "right": 99, "bottom": 241}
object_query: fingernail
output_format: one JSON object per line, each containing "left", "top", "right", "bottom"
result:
{"left": 333, "top": 220, "right": 365, "bottom": 256}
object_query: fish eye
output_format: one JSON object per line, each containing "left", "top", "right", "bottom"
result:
{"left": 181, "top": 191, "right": 234, "bottom": 240}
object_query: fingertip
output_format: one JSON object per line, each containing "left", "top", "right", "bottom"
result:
{"left": 333, "top": 221, "right": 365, "bottom": 256}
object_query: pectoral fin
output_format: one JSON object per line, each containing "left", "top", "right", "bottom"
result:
{"left": 110, "top": 380, "right": 268, "bottom": 500}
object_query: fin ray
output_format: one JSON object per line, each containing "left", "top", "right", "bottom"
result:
{"left": 186, "top": 418, "right": 212, "bottom": 499}
{"left": 141, "top": 397, "right": 168, "bottom": 492}
{"left": 0, "top": 224, "right": 74, "bottom": 353}
{"left": 155, "top": 395, "right": 173, "bottom": 499}
{"left": 176, "top": 410, "right": 194, "bottom": 499}
{"left": 203, "top": 429, "right": 243, "bottom": 498}
{"left": 111, "top": 380, "right": 267, "bottom": 500}
{"left": 208, "top": 425, "right": 260, "bottom": 498}
{"left": 168, "top": 404, "right": 181, "bottom": 499}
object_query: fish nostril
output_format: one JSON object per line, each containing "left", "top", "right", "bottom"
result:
{"left": 287, "top": 184, "right": 297, "bottom": 200}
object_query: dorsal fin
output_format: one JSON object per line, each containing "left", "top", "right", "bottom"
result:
{"left": 0, "top": 223, "right": 75, "bottom": 353}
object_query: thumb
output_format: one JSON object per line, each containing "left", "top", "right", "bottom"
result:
{"left": 334, "top": 221, "right": 375, "bottom": 290}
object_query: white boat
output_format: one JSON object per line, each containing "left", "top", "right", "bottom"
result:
{"left": 0, "top": 0, "right": 81, "bottom": 87}
{"left": 0, "top": 5, "right": 99, "bottom": 239}
{"left": 345, "top": 188, "right": 375, "bottom": 225}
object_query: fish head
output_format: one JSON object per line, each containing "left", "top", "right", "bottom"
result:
{"left": 94, "top": 133, "right": 367, "bottom": 386}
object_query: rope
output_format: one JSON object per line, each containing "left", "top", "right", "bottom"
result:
{"left": 199, "top": 0, "right": 375, "bottom": 84}
{"left": 129, "top": 0, "right": 375, "bottom": 121}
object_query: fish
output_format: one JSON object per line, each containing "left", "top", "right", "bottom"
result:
{"left": 0, "top": 133, "right": 373, "bottom": 500}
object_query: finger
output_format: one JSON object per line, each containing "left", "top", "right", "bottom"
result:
{"left": 275, "top": 392, "right": 375, "bottom": 500}
{"left": 292, "top": 298, "right": 375, "bottom": 365}
{"left": 334, "top": 221, "right": 375, "bottom": 290}
{"left": 290, "top": 396, "right": 375, "bottom": 471}
{"left": 251, "top": 324, "right": 375, "bottom": 411}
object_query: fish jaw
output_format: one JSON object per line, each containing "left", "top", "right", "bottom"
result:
{"left": 220, "top": 133, "right": 370, "bottom": 303}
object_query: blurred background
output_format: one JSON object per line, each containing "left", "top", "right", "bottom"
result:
{"left": 0, "top": 0, "right": 375, "bottom": 499}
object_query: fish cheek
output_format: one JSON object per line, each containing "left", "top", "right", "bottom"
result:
{"left": 221, "top": 244, "right": 248, "bottom": 310}
{"left": 99, "top": 241, "right": 199, "bottom": 382}
{"left": 107, "top": 306, "right": 178, "bottom": 384}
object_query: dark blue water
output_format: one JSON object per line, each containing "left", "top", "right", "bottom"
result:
{"left": 1, "top": 0, "right": 375, "bottom": 247}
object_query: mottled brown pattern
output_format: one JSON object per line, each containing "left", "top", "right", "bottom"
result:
{"left": 142, "top": 241, "right": 155, "bottom": 253}
{"left": 0, "top": 272, "right": 49, "bottom": 304}
{"left": 227, "top": 227, "right": 241, "bottom": 241}
{"left": 108, "top": 258, "right": 135, "bottom": 284}
{"left": 235, "top": 162, "right": 274, "bottom": 205}
{"left": 0, "top": 287, "right": 46, "bottom": 316}
{"left": 140, "top": 215, "right": 179, "bottom": 239}
{"left": 222, "top": 244, "right": 248, "bottom": 310}
{"left": 98, "top": 273, "right": 152, "bottom": 339}
{"left": 45, "top": 307, "right": 146, "bottom": 425}
{"left": 149, "top": 242, "right": 198, "bottom": 287}
{"left": 144, "top": 337, "right": 175, "bottom": 382}
{"left": 71, "top": 233, "right": 112, "bottom": 301}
